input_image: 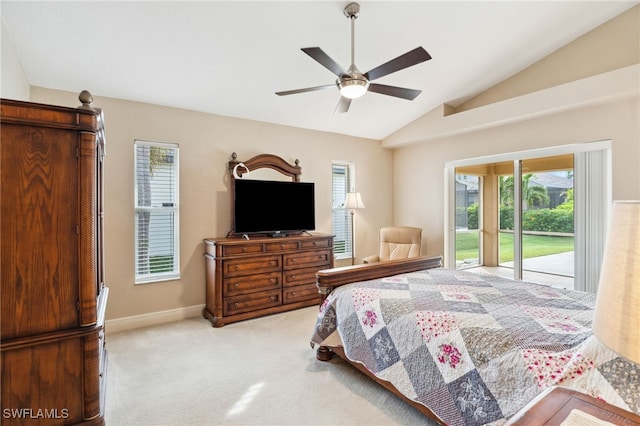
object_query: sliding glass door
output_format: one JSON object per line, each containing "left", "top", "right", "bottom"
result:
{"left": 447, "top": 143, "right": 610, "bottom": 292}
{"left": 455, "top": 174, "right": 481, "bottom": 269}
{"left": 498, "top": 156, "right": 575, "bottom": 285}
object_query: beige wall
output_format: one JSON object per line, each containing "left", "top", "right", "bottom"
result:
{"left": 387, "top": 5, "right": 640, "bottom": 260}
{"left": 456, "top": 5, "right": 639, "bottom": 112}
{"left": 392, "top": 97, "right": 640, "bottom": 259}
{"left": 29, "top": 88, "right": 393, "bottom": 321}
{"left": 5, "top": 5, "right": 639, "bottom": 325}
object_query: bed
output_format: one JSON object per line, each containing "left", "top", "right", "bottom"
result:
{"left": 310, "top": 256, "right": 640, "bottom": 426}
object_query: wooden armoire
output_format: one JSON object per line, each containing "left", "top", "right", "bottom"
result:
{"left": 1, "top": 92, "right": 108, "bottom": 425}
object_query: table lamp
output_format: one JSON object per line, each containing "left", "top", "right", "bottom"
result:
{"left": 592, "top": 200, "right": 640, "bottom": 365}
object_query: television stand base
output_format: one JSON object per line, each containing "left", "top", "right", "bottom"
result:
{"left": 268, "top": 232, "right": 288, "bottom": 238}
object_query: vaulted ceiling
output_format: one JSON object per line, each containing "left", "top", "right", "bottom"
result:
{"left": 2, "top": 1, "right": 636, "bottom": 139}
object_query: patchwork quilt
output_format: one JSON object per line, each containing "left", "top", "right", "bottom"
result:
{"left": 310, "top": 268, "right": 639, "bottom": 426}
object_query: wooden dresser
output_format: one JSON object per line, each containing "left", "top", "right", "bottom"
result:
{"left": 203, "top": 233, "right": 333, "bottom": 327}
{"left": 1, "top": 93, "right": 108, "bottom": 425}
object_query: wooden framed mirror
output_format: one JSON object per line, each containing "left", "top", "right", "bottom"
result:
{"left": 227, "top": 152, "right": 302, "bottom": 237}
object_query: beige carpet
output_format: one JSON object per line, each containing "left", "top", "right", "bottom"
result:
{"left": 105, "top": 306, "right": 438, "bottom": 425}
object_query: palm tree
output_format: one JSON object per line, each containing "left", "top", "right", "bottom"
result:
{"left": 136, "top": 146, "right": 170, "bottom": 274}
{"left": 499, "top": 174, "right": 549, "bottom": 210}
{"left": 522, "top": 174, "right": 550, "bottom": 210}
{"left": 499, "top": 175, "right": 514, "bottom": 207}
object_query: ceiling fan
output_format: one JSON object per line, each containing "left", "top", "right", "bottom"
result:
{"left": 276, "top": 2, "right": 431, "bottom": 113}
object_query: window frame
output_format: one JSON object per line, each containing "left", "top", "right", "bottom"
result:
{"left": 444, "top": 140, "right": 611, "bottom": 292}
{"left": 134, "top": 140, "right": 180, "bottom": 284}
{"left": 332, "top": 160, "right": 356, "bottom": 260}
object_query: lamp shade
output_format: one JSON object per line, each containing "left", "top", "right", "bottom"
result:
{"left": 592, "top": 200, "right": 640, "bottom": 365}
{"left": 344, "top": 192, "right": 365, "bottom": 209}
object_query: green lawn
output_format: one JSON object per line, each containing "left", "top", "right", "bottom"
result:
{"left": 456, "top": 230, "right": 574, "bottom": 262}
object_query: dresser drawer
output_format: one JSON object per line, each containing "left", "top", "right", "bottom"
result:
{"left": 283, "top": 249, "right": 331, "bottom": 270}
{"left": 223, "top": 289, "right": 281, "bottom": 315}
{"left": 300, "top": 238, "right": 332, "bottom": 249}
{"left": 223, "top": 255, "right": 281, "bottom": 277}
{"left": 265, "top": 241, "right": 299, "bottom": 252}
{"left": 222, "top": 243, "right": 264, "bottom": 256}
{"left": 283, "top": 266, "right": 318, "bottom": 287}
{"left": 223, "top": 272, "right": 281, "bottom": 296}
{"left": 204, "top": 233, "right": 334, "bottom": 327}
{"left": 283, "top": 283, "right": 320, "bottom": 304}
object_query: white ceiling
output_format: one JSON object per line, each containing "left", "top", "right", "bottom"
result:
{"left": 1, "top": 1, "right": 637, "bottom": 140}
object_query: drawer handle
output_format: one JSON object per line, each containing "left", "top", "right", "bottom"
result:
{"left": 270, "top": 296, "right": 278, "bottom": 301}
{"left": 291, "top": 292, "right": 296, "bottom": 296}
{"left": 234, "top": 283, "right": 239, "bottom": 289}
{"left": 234, "top": 302, "right": 240, "bottom": 307}
{"left": 270, "top": 261, "right": 276, "bottom": 266}
{"left": 280, "top": 244, "right": 285, "bottom": 249}
{"left": 235, "top": 265, "right": 240, "bottom": 270}
{"left": 290, "top": 275, "right": 296, "bottom": 280}
{"left": 242, "top": 247, "right": 247, "bottom": 252}
{"left": 270, "top": 278, "right": 276, "bottom": 283}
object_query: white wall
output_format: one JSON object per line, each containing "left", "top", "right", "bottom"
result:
{"left": 1, "top": 17, "right": 30, "bottom": 100}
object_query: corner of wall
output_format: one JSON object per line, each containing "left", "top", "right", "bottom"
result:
{"left": 1, "top": 17, "right": 30, "bottom": 100}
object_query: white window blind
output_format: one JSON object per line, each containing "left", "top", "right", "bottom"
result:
{"left": 574, "top": 147, "right": 611, "bottom": 293}
{"left": 134, "top": 140, "right": 180, "bottom": 283}
{"left": 332, "top": 161, "right": 354, "bottom": 259}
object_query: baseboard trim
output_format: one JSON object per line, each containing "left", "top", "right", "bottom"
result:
{"left": 106, "top": 304, "right": 205, "bottom": 334}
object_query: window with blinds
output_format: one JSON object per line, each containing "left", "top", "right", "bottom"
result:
{"left": 134, "top": 140, "right": 180, "bottom": 283}
{"left": 332, "top": 161, "right": 354, "bottom": 259}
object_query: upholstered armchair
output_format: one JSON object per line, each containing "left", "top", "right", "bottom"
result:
{"left": 362, "top": 226, "right": 423, "bottom": 264}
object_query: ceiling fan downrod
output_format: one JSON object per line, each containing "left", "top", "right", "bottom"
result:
{"left": 339, "top": 2, "right": 368, "bottom": 100}
{"left": 344, "top": 2, "right": 359, "bottom": 67}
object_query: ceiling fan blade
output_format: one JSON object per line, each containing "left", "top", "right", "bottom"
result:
{"left": 275, "top": 84, "right": 335, "bottom": 96}
{"left": 302, "top": 47, "right": 349, "bottom": 77}
{"left": 364, "top": 47, "right": 431, "bottom": 82}
{"left": 368, "top": 83, "right": 422, "bottom": 100}
{"left": 334, "top": 96, "right": 352, "bottom": 114}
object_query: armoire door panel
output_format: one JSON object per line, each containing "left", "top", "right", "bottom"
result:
{"left": 1, "top": 125, "right": 80, "bottom": 339}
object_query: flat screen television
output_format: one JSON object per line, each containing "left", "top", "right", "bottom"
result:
{"left": 233, "top": 179, "right": 315, "bottom": 236}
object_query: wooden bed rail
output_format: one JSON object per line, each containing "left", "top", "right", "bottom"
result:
{"left": 315, "top": 255, "right": 443, "bottom": 304}
{"left": 312, "top": 255, "right": 447, "bottom": 424}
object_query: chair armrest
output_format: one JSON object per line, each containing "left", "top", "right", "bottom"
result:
{"left": 362, "top": 255, "right": 379, "bottom": 264}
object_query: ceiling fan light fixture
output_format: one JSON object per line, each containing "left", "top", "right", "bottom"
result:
{"left": 276, "top": 1, "right": 430, "bottom": 112}
{"left": 338, "top": 76, "right": 369, "bottom": 99}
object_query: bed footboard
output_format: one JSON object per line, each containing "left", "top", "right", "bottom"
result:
{"left": 314, "top": 255, "right": 442, "bottom": 361}
{"left": 316, "top": 255, "right": 443, "bottom": 304}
